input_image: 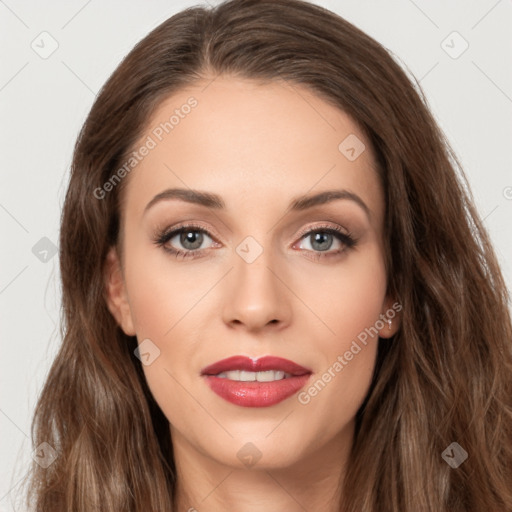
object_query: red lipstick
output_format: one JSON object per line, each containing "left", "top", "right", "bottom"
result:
{"left": 200, "top": 355, "right": 312, "bottom": 408}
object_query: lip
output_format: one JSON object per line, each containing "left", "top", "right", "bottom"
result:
{"left": 200, "top": 355, "right": 312, "bottom": 408}
{"left": 200, "top": 355, "right": 312, "bottom": 377}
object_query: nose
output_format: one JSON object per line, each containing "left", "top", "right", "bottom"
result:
{"left": 221, "top": 245, "right": 292, "bottom": 332}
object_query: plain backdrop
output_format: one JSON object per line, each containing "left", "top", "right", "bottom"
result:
{"left": 1, "top": 1, "right": 511, "bottom": 509}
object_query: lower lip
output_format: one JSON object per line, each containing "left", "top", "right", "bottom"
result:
{"left": 203, "top": 374, "right": 311, "bottom": 407}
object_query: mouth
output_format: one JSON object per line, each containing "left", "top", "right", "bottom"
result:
{"left": 200, "top": 355, "right": 312, "bottom": 408}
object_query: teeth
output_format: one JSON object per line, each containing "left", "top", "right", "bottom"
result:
{"left": 215, "top": 370, "right": 291, "bottom": 381}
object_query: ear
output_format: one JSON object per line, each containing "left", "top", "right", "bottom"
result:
{"left": 378, "top": 295, "right": 402, "bottom": 339}
{"left": 103, "top": 246, "right": 136, "bottom": 336}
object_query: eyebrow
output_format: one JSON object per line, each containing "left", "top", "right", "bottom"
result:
{"left": 143, "top": 187, "right": 371, "bottom": 219}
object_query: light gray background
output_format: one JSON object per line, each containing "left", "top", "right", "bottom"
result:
{"left": 1, "top": 1, "right": 511, "bottom": 509}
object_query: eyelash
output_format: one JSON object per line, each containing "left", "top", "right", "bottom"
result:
{"left": 152, "top": 222, "right": 357, "bottom": 261}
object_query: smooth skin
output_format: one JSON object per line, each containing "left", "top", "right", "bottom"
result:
{"left": 105, "top": 75, "right": 400, "bottom": 511}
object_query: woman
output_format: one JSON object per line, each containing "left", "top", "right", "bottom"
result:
{"left": 25, "top": 0, "right": 512, "bottom": 510}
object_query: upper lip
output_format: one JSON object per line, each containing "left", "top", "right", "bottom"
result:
{"left": 200, "top": 355, "right": 312, "bottom": 377}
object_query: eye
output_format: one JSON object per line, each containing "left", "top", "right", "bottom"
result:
{"left": 153, "top": 223, "right": 217, "bottom": 259}
{"left": 153, "top": 222, "right": 357, "bottom": 261}
{"left": 293, "top": 224, "right": 357, "bottom": 260}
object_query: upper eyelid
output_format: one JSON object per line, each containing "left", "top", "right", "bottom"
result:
{"left": 164, "top": 223, "right": 215, "bottom": 240}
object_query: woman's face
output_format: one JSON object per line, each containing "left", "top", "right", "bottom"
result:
{"left": 105, "top": 75, "right": 399, "bottom": 471}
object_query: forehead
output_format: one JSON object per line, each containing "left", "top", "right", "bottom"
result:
{"left": 122, "top": 75, "right": 383, "bottom": 223}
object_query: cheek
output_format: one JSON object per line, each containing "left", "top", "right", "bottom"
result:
{"left": 292, "top": 245, "right": 386, "bottom": 430}
{"left": 121, "top": 243, "right": 215, "bottom": 424}
{"left": 123, "top": 240, "right": 210, "bottom": 338}
{"left": 296, "top": 241, "right": 387, "bottom": 347}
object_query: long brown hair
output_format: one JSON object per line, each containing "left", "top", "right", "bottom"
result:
{"left": 24, "top": 0, "right": 512, "bottom": 510}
